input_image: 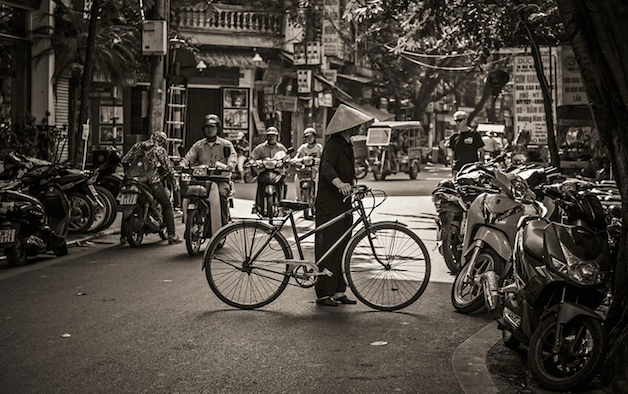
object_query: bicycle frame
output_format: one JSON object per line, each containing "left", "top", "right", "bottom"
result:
{"left": 244, "top": 190, "right": 385, "bottom": 275}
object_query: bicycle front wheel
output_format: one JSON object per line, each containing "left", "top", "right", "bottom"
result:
{"left": 344, "top": 223, "right": 431, "bottom": 311}
{"left": 204, "top": 221, "right": 292, "bottom": 309}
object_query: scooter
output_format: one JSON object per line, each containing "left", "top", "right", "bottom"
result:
{"left": 291, "top": 155, "right": 319, "bottom": 220}
{"left": 247, "top": 148, "right": 294, "bottom": 224}
{"left": 117, "top": 178, "right": 168, "bottom": 247}
{"left": 450, "top": 164, "right": 557, "bottom": 314}
{"left": 181, "top": 163, "right": 233, "bottom": 256}
{"left": 0, "top": 170, "right": 70, "bottom": 267}
{"left": 480, "top": 179, "right": 611, "bottom": 391}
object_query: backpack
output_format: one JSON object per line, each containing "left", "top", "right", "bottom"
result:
{"left": 125, "top": 146, "right": 154, "bottom": 183}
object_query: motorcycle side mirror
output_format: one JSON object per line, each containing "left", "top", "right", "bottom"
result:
{"left": 287, "top": 147, "right": 295, "bottom": 155}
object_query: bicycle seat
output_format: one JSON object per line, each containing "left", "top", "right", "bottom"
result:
{"left": 278, "top": 200, "right": 309, "bottom": 211}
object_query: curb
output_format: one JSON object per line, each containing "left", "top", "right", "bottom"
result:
{"left": 453, "top": 322, "right": 502, "bottom": 394}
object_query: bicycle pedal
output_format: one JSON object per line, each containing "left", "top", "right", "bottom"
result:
{"left": 322, "top": 268, "right": 333, "bottom": 277}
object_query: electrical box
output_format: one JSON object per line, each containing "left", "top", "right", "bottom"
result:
{"left": 142, "top": 20, "right": 167, "bottom": 55}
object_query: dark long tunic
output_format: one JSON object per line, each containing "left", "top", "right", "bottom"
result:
{"left": 314, "top": 134, "right": 355, "bottom": 215}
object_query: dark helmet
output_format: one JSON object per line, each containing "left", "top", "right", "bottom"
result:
{"left": 150, "top": 131, "right": 168, "bottom": 148}
{"left": 202, "top": 114, "right": 222, "bottom": 133}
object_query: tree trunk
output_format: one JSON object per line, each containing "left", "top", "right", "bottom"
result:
{"left": 557, "top": 1, "right": 628, "bottom": 392}
{"left": 76, "top": 0, "right": 102, "bottom": 166}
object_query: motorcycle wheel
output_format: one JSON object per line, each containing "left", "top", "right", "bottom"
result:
{"left": 355, "top": 161, "right": 368, "bottom": 179}
{"left": 185, "top": 209, "right": 206, "bottom": 256}
{"left": 502, "top": 329, "right": 521, "bottom": 349}
{"left": 265, "top": 194, "right": 276, "bottom": 225}
{"left": 5, "top": 237, "right": 27, "bottom": 267}
{"left": 301, "top": 189, "right": 313, "bottom": 220}
{"left": 373, "top": 166, "right": 386, "bottom": 181}
{"left": 123, "top": 211, "right": 144, "bottom": 247}
{"left": 67, "top": 193, "right": 95, "bottom": 234}
{"left": 451, "top": 248, "right": 504, "bottom": 314}
{"left": 441, "top": 221, "right": 462, "bottom": 274}
{"left": 409, "top": 162, "right": 420, "bottom": 180}
{"left": 53, "top": 241, "right": 68, "bottom": 257}
{"left": 89, "top": 186, "right": 116, "bottom": 233}
{"left": 159, "top": 227, "right": 168, "bottom": 240}
{"left": 528, "top": 316, "right": 606, "bottom": 391}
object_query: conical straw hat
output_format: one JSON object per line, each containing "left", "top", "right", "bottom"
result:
{"left": 324, "top": 104, "right": 374, "bottom": 135}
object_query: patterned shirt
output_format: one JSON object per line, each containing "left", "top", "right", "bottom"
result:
{"left": 121, "top": 140, "right": 174, "bottom": 185}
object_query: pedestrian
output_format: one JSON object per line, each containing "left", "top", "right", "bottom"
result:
{"left": 233, "top": 131, "right": 249, "bottom": 183}
{"left": 449, "top": 111, "right": 484, "bottom": 174}
{"left": 314, "top": 104, "right": 373, "bottom": 306}
{"left": 180, "top": 114, "right": 237, "bottom": 226}
{"left": 120, "top": 131, "right": 182, "bottom": 244}
{"left": 249, "top": 126, "right": 288, "bottom": 214}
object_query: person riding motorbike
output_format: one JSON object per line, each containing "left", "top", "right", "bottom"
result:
{"left": 294, "top": 127, "right": 323, "bottom": 198}
{"left": 179, "top": 114, "right": 237, "bottom": 226}
{"left": 120, "top": 131, "right": 182, "bottom": 244}
{"left": 248, "top": 126, "right": 288, "bottom": 214}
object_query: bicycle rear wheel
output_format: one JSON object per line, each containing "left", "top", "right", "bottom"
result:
{"left": 344, "top": 223, "right": 431, "bottom": 311}
{"left": 204, "top": 221, "right": 292, "bottom": 309}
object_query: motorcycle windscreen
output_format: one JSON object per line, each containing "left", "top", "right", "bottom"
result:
{"left": 208, "top": 182, "right": 222, "bottom": 236}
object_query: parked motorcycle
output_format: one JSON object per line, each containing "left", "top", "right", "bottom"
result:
{"left": 0, "top": 170, "right": 70, "bottom": 267}
{"left": 180, "top": 163, "right": 233, "bottom": 256}
{"left": 0, "top": 152, "right": 101, "bottom": 234}
{"left": 480, "top": 179, "right": 612, "bottom": 391}
{"left": 432, "top": 155, "right": 505, "bottom": 274}
{"left": 247, "top": 148, "right": 294, "bottom": 224}
{"left": 291, "top": 155, "right": 319, "bottom": 220}
{"left": 451, "top": 164, "right": 557, "bottom": 314}
{"left": 117, "top": 178, "right": 168, "bottom": 247}
{"left": 85, "top": 149, "right": 123, "bottom": 233}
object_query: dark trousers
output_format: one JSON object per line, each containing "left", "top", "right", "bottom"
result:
{"left": 149, "top": 182, "right": 176, "bottom": 236}
{"left": 255, "top": 177, "right": 286, "bottom": 211}
{"left": 315, "top": 213, "right": 353, "bottom": 298}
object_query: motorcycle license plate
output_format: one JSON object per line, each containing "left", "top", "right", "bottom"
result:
{"left": 0, "top": 228, "right": 16, "bottom": 243}
{"left": 187, "top": 203, "right": 196, "bottom": 210}
{"left": 119, "top": 193, "right": 138, "bottom": 205}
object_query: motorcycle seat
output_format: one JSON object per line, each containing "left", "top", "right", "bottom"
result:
{"left": 278, "top": 200, "right": 309, "bottom": 211}
{"left": 523, "top": 220, "right": 548, "bottom": 263}
{"left": 57, "top": 174, "right": 85, "bottom": 184}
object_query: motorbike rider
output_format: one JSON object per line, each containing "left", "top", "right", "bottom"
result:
{"left": 233, "top": 131, "right": 249, "bottom": 183}
{"left": 294, "top": 127, "right": 323, "bottom": 198}
{"left": 249, "top": 126, "right": 288, "bottom": 213}
{"left": 120, "top": 131, "right": 182, "bottom": 244}
{"left": 179, "top": 114, "right": 237, "bottom": 226}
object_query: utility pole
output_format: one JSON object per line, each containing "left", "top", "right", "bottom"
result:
{"left": 148, "top": 0, "right": 167, "bottom": 134}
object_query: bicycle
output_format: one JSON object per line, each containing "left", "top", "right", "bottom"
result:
{"left": 202, "top": 185, "right": 431, "bottom": 311}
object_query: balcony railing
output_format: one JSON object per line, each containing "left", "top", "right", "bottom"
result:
{"left": 175, "top": 4, "right": 284, "bottom": 36}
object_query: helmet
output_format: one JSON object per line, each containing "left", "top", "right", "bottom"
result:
{"left": 237, "top": 131, "right": 245, "bottom": 140}
{"left": 150, "top": 131, "right": 168, "bottom": 147}
{"left": 303, "top": 127, "right": 317, "bottom": 138}
{"left": 266, "top": 126, "right": 279, "bottom": 136}
{"left": 203, "top": 114, "right": 222, "bottom": 130}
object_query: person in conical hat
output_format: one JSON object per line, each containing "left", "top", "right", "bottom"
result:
{"left": 313, "top": 104, "right": 373, "bottom": 306}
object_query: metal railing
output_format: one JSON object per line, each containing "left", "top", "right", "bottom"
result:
{"left": 175, "top": 5, "right": 284, "bottom": 35}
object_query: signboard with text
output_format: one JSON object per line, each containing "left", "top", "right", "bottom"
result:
{"left": 557, "top": 46, "right": 589, "bottom": 106}
{"left": 513, "top": 52, "right": 550, "bottom": 144}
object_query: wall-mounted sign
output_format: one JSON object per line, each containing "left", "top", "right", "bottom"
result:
{"left": 557, "top": 46, "right": 589, "bottom": 106}
{"left": 513, "top": 51, "right": 550, "bottom": 144}
{"left": 275, "top": 95, "right": 298, "bottom": 112}
{"left": 318, "top": 92, "right": 333, "bottom": 107}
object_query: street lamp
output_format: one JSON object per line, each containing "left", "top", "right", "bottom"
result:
{"left": 196, "top": 60, "right": 207, "bottom": 73}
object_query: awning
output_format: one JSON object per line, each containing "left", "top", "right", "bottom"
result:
{"left": 339, "top": 99, "right": 395, "bottom": 122}
{"left": 196, "top": 48, "right": 268, "bottom": 69}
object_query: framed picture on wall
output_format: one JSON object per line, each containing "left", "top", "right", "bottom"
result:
{"left": 223, "top": 88, "right": 248, "bottom": 108}
{"left": 99, "top": 125, "right": 124, "bottom": 144}
{"left": 223, "top": 108, "right": 248, "bottom": 129}
{"left": 99, "top": 106, "right": 123, "bottom": 124}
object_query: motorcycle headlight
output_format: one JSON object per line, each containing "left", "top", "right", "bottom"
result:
{"left": 510, "top": 176, "right": 534, "bottom": 203}
{"left": 303, "top": 156, "right": 314, "bottom": 166}
{"left": 192, "top": 167, "right": 209, "bottom": 177}
{"left": 551, "top": 245, "right": 604, "bottom": 286}
{"left": 263, "top": 159, "right": 277, "bottom": 169}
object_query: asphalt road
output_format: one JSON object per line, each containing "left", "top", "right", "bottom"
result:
{"left": 0, "top": 164, "right": 501, "bottom": 394}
